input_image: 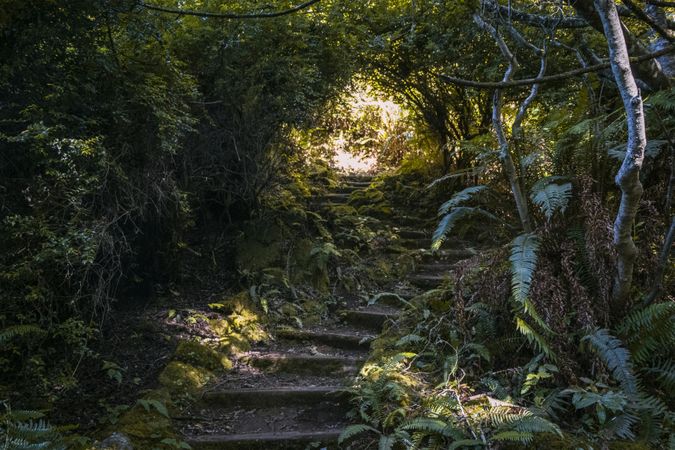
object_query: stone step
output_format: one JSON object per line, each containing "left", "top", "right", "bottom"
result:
{"left": 415, "top": 247, "right": 478, "bottom": 262}
{"left": 277, "top": 328, "right": 374, "bottom": 350}
{"left": 202, "top": 386, "right": 349, "bottom": 408}
{"left": 188, "top": 430, "right": 342, "bottom": 450}
{"left": 339, "top": 308, "right": 398, "bottom": 331}
{"left": 393, "top": 215, "right": 431, "bottom": 227}
{"left": 241, "top": 353, "right": 365, "bottom": 375}
{"left": 407, "top": 273, "right": 447, "bottom": 289}
{"left": 321, "top": 193, "right": 350, "bottom": 204}
{"left": 334, "top": 185, "right": 364, "bottom": 194}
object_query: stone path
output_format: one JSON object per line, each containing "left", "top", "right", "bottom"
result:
{"left": 180, "top": 174, "right": 472, "bottom": 449}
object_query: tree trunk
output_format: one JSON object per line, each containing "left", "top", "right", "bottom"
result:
{"left": 595, "top": 0, "right": 647, "bottom": 309}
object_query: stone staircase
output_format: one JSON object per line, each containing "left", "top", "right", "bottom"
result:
{"left": 179, "top": 174, "right": 472, "bottom": 449}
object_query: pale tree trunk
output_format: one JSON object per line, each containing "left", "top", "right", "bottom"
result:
{"left": 474, "top": 13, "right": 533, "bottom": 233}
{"left": 595, "top": 0, "right": 647, "bottom": 308}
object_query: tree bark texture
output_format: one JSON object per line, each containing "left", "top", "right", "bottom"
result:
{"left": 595, "top": 0, "right": 647, "bottom": 308}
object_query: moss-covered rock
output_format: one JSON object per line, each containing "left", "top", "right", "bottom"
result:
{"left": 174, "top": 339, "right": 233, "bottom": 371}
{"left": 219, "top": 331, "right": 252, "bottom": 354}
{"left": 111, "top": 389, "right": 179, "bottom": 450}
{"left": 158, "top": 361, "right": 212, "bottom": 396}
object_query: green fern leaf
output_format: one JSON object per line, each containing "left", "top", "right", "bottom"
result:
{"left": 516, "top": 318, "right": 555, "bottom": 358}
{"left": 379, "top": 434, "right": 395, "bottom": 450}
{"left": 509, "top": 233, "right": 540, "bottom": 306}
{"left": 432, "top": 207, "right": 499, "bottom": 250}
{"left": 0, "top": 325, "right": 44, "bottom": 344}
{"left": 530, "top": 179, "right": 572, "bottom": 221}
{"left": 437, "top": 186, "right": 488, "bottom": 216}
{"left": 448, "top": 439, "right": 485, "bottom": 449}
{"left": 491, "top": 430, "right": 534, "bottom": 443}
{"left": 338, "top": 424, "right": 379, "bottom": 444}
{"left": 584, "top": 329, "right": 638, "bottom": 396}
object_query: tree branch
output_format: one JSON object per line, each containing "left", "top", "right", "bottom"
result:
{"left": 438, "top": 45, "right": 675, "bottom": 89}
{"left": 481, "top": 0, "right": 589, "bottom": 29}
{"left": 622, "top": 0, "right": 674, "bottom": 43}
{"left": 645, "top": 0, "right": 675, "bottom": 7}
{"left": 137, "top": 0, "right": 321, "bottom": 19}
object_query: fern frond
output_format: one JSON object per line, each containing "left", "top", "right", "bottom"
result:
{"left": 516, "top": 318, "right": 555, "bottom": 358}
{"left": 0, "top": 325, "right": 44, "bottom": 344}
{"left": 432, "top": 207, "right": 499, "bottom": 250}
{"left": 530, "top": 179, "right": 572, "bottom": 221}
{"left": 400, "top": 418, "right": 451, "bottom": 435}
{"left": 509, "top": 233, "right": 540, "bottom": 306}
{"left": 583, "top": 329, "right": 638, "bottom": 396}
{"left": 437, "top": 186, "right": 488, "bottom": 216}
{"left": 448, "top": 439, "right": 485, "bottom": 449}
{"left": 643, "top": 359, "right": 675, "bottom": 393}
{"left": 646, "top": 89, "right": 675, "bottom": 112}
{"left": 378, "top": 434, "right": 396, "bottom": 450}
{"left": 491, "top": 430, "right": 534, "bottom": 443}
{"left": 338, "top": 424, "right": 379, "bottom": 444}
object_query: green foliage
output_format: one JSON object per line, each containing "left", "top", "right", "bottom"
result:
{"left": 0, "top": 405, "right": 65, "bottom": 450}
{"left": 509, "top": 233, "right": 540, "bottom": 307}
{"left": 437, "top": 186, "right": 488, "bottom": 216}
{"left": 432, "top": 207, "right": 500, "bottom": 250}
{"left": 584, "top": 329, "right": 638, "bottom": 396}
{"left": 530, "top": 178, "right": 572, "bottom": 221}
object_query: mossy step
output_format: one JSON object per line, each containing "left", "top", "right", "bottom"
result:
{"left": 392, "top": 215, "right": 431, "bottom": 227}
{"left": 202, "top": 386, "right": 349, "bottom": 408}
{"left": 407, "top": 273, "right": 447, "bottom": 289}
{"left": 277, "top": 328, "right": 374, "bottom": 350}
{"left": 415, "top": 248, "right": 478, "bottom": 262}
{"left": 321, "top": 193, "right": 350, "bottom": 203}
{"left": 342, "top": 181, "right": 371, "bottom": 189}
{"left": 241, "top": 353, "right": 365, "bottom": 375}
{"left": 335, "top": 184, "right": 365, "bottom": 194}
{"left": 339, "top": 309, "right": 398, "bottom": 330}
{"left": 188, "top": 430, "right": 342, "bottom": 450}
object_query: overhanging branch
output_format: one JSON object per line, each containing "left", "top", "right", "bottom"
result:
{"left": 439, "top": 45, "right": 675, "bottom": 88}
{"left": 138, "top": 0, "right": 321, "bottom": 19}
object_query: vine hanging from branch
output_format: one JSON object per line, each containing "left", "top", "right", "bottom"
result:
{"left": 137, "top": 0, "right": 321, "bottom": 19}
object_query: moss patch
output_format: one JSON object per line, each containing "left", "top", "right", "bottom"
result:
{"left": 175, "top": 339, "right": 233, "bottom": 371}
{"left": 158, "top": 361, "right": 212, "bottom": 396}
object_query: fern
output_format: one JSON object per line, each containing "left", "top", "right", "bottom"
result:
{"left": 516, "top": 318, "right": 554, "bottom": 358}
{"left": 378, "top": 434, "right": 396, "bottom": 450}
{"left": 616, "top": 303, "right": 675, "bottom": 366}
{"left": 0, "top": 325, "right": 44, "bottom": 344}
{"left": 338, "top": 424, "right": 379, "bottom": 444}
{"left": 509, "top": 233, "right": 539, "bottom": 306}
{"left": 437, "top": 186, "right": 488, "bottom": 216}
{"left": 646, "top": 88, "right": 675, "bottom": 112}
{"left": 432, "top": 207, "right": 499, "bottom": 250}
{"left": 530, "top": 178, "right": 572, "bottom": 221}
{"left": 448, "top": 439, "right": 484, "bottom": 449}
{"left": 583, "top": 329, "right": 638, "bottom": 396}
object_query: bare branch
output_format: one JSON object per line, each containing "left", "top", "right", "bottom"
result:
{"left": 481, "top": 0, "right": 588, "bottom": 29}
{"left": 645, "top": 0, "right": 675, "bottom": 7}
{"left": 137, "top": 0, "right": 321, "bottom": 19}
{"left": 438, "top": 45, "right": 675, "bottom": 89}
{"left": 622, "top": 0, "right": 675, "bottom": 42}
